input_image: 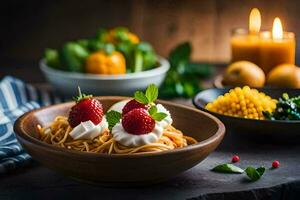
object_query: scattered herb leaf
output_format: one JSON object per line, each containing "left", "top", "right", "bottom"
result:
{"left": 245, "top": 166, "right": 265, "bottom": 181}
{"left": 212, "top": 163, "right": 244, "bottom": 174}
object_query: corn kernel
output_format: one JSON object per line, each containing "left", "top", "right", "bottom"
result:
{"left": 205, "top": 86, "right": 277, "bottom": 120}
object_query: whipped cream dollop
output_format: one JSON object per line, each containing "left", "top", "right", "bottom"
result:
{"left": 69, "top": 117, "right": 108, "bottom": 140}
{"left": 109, "top": 101, "right": 173, "bottom": 147}
{"left": 112, "top": 122, "right": 163, "bottom": 147}
{"left": 108, "top": 99, "right": 130, "bottom": 113}
{"left": 155, "top": 104, "right": 173, "bottom": 128}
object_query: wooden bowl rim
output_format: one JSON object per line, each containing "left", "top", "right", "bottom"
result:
{"left": 14, "top": 96, "right": 225, "bottom": 158}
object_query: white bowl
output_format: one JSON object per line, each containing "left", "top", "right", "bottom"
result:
{"left": 40, "top": 56, "right": 170, "bottom": 97}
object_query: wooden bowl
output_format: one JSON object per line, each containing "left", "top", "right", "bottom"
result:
{"left": 193, "top": 88, "right": 300, "bottom": 141}
{"left": 14, "top": 97, "right": 225, "bottom": 186}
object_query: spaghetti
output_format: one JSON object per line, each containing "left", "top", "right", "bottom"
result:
{"left": 37, "top": 116, "right": 197, "bottom": 154}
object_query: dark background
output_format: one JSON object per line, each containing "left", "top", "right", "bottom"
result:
{"left": 1, "top": 0, "right": 300, "bottom": 82}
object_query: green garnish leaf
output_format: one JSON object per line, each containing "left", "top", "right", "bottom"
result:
{"left": 134, "top": 91, "right": 149, "bottom": 104}
{"left": 106, "top": 110, "right": 122, "bottom": 131}
{"left": 148, "top": 105, "right": 167, "bottom": 121}
{"left": 133, "top": 84, "right": 159, "bottom": 104}
{"left": 151, "top": 112, "right": 168, "bottom": 121}
{"left": 212, "top": 163, "right": 244, "bottom": 174}
{"left": 145, "top": 84, "right": 158, "bottom": 103}
{"left": 245, "top": 166, "right": 265, "bottom": 181}
{"left": 149, "top": 105, "right": 158, "bottom": 115}
{"left": 256, "top": 167, "right": 266, "bottom": 176}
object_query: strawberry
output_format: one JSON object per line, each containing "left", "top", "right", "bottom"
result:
{"left": 122, "top": 99, "right": 147, "bottom": 115}
{"left": 68, "top": 88, "right": 103, "bottom": 128}
{"left": 122, "top": 108, "right": 155, "bottom": 135}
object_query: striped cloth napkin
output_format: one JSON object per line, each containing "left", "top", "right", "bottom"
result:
{"left": 0, "top": 76, "right": 62, "bottom": 173}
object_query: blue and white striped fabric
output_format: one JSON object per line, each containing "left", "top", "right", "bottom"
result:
{"left": 0, "top": 76, "right": 63, "bottom": 173}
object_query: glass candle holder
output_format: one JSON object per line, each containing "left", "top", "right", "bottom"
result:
{"left": 259, "top": 31, "right": 295, "bottom": 74}
{"left": 230, "top": 28, "right": 260, "bottom": 66}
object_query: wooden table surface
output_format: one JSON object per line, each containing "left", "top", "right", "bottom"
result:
{"left": 1, "top": 65, "right": 300, "bottom": 200}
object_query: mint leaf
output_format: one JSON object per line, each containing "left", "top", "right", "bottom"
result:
{"left": 145, "top": 84, "right": 158, "bottom": 103}
{"left": 151, "top": 112, "right": 168, "bottom": 121}
{"left": 134, "top": 91, "right": 149, "bottom": 104}
{"left": 212, "top": 163, "right": 244, "bottom": 174}
{"left": 245, "top": 166, "right": 265, "bottom": 181}
{"left": 106, "top": 110, "right": 122, "bottom": 131}
{"left": 149, "top": 105, "right": 158, "bottom": 115}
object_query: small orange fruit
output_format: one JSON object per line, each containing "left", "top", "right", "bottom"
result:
{"left": 85, "top": 51, "right": 126, "bottom": 75}
{"left": 267, "top": 64, "right": 300, "bottom": 88}
{"left": 224, "top": 61, "right": 265, "bottom": 87}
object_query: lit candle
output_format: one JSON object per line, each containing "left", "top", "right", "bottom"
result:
{"left": 259, "top": 18, "right": 296, "bottom": 73}
{"left": 231, "top": 8, "right": 261, "bottom": 65}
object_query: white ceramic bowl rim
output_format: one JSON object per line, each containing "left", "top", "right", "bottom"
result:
{"left": 40, "top": 56, "right": 170, "bottom": 80}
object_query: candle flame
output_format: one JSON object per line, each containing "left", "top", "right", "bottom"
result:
{"left": 249, "top": 8, "right": 261, "bottom": 34}
{"left": 272, "top": 17, "right": 283, "bottom": 39}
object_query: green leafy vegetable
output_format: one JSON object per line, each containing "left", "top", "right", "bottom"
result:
{"left": 106, "top": 110, "right": 122, "bottom": 131}
{"left": 185, "top": 63, "right": 214, "bottom": 77}
{"left": 44, "top": 27, "right": 158, "bottom": 73}
{"left": 132, "top": 42, "right": 157, "bottom": 72}
{"left": 212, "top": 163, "right": 244, "bottom": 174}
{"left": 245, "top": 166, "right": 265, "bottom": 181}
{"left": 160, "top": 42, "right": 213, "bottom": 98}
{"left": 102, "top": 43, "right": 115, "bottom": 55}
{"left": 169, "top": 42, "right": 191, "bottom": 68}
{"left": 113, "top": 27, "right": 131, "bottom": 43}
{"left": 116, "top": 41, "right": 135, "bottom": 71}
{"left": 95, "top": 28, "right": 109, "bottom": 43}
{"left": 264, "top": 93, "right": 300, "bottom": 120}
{"left": 59, "top": 42, "right": 89, "bottom": 72}
{"left": 44, "top": 48, "right": 61, "bottom": 69}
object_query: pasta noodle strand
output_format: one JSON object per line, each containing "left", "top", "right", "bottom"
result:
{"left": 37, "top": 116, "right": 197, "bottom": 154}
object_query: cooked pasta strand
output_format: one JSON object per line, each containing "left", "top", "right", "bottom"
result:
{"left": 38, "top": 117, "right": 197, "bottom": 154}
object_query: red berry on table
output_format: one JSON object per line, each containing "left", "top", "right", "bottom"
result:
{"left": 272, "top": 160, "right": 280, "bottom": 168}
{"left": 122, "top": 99, "right": 147, "bottom": 115}
{"left": 68, "top": 88, "right": 104, "bottom": 128}
{"left": 232, "top": 155, "right": 240, "bottom": 163}
{"left": 122, "top": 108, "right": 155, "bottom": 135}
